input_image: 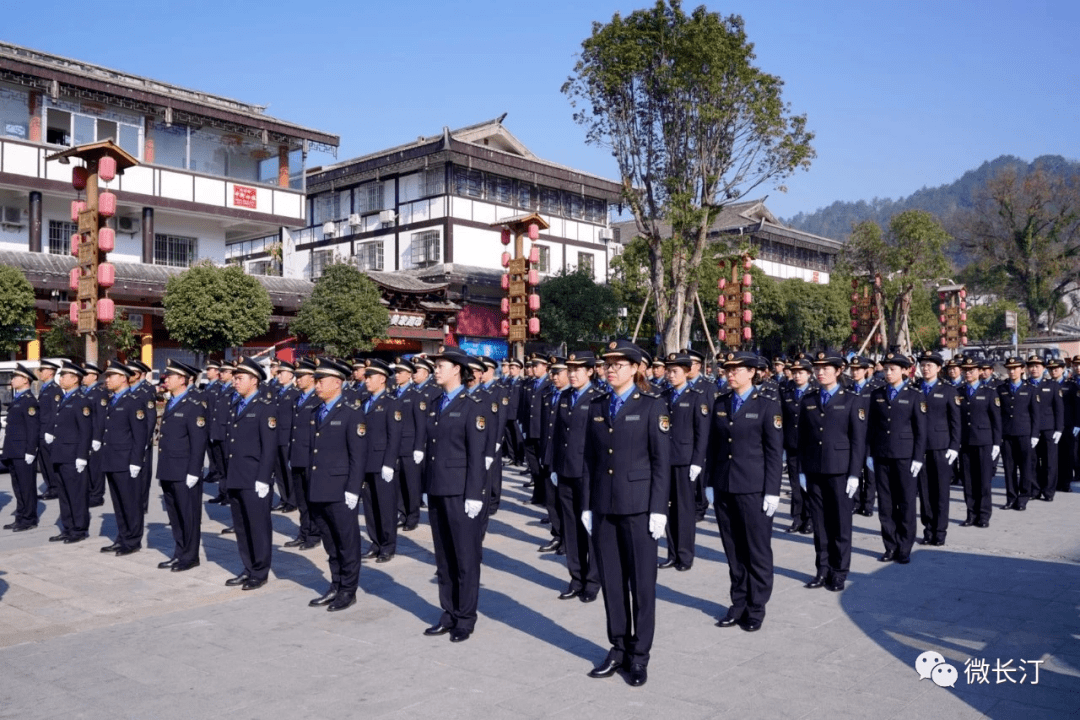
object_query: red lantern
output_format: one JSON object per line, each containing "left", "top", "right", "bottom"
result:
{"left": 98, "top": 227, "right": 115, "bottom": 253}
{"left": 529, "top": 245, "right": 540, "bottom": 264}
{"left": 851, "top": 320, "right": 858, "bottom": 330}
{"left": 97, "top": 297, "right": 115, "bottom": 323}
{"left": 960, "top": 301, "right": 966, "bottom": 311}
{"left": 961, "top": 335, "right": 968, "bottom": 345}
{"left": 500, "top": 228, "right": 511, "bottom": 245}
{"left": 851, "top": 307, "right": 859, "bottom": 317}
{"left": 939, "top": 315, "right": 945, "bottom": 324}
{"left": 938, "top": 292, "right": 946, "bottom": 300}
{"left": 939, "top": 303, "right": 946, "bottom": 313}
{"left": 940, "top": 326, "right": 947, "bottom": 335}
{"left": 99, "top": 191, "right": 117, "bottom": 218}
{"left": 959, "top": 288, "right": 967, "bottom": 299}
{"left": 874, "top": 333, "right": 882, "bottom": 345}
{"left": 941, "top": 337, "right": 948, "bottom": 347}
{"left": 98, "top": 155, "right": 117, "bottom": 182}
{"left": 97, "top": 262, "right": 115, "bottom": 288}
{"left": 528, "top": 294, "right": 540, "bottom": 312}
{"left": 742, "top": 292, "right": 752, "bottom": 305}
{"left": 718, "top": 278, "right": 726, "bottom": 290}
{"left": 527, "top": 269, "right": 539, "bottom": 286}
{"left": 851, "top": 293, "right": 859, "bottom": 302}
{"left": 874, "top": 274, "right": 881, "bottom": 287}
{"left": 71, "top": 233, "right": 81, "bottom": 256}
{"left": 743, "top": 258, "right": 752, "bottom": 271}
{"left": 960, "top": 313, "right": 966, "bottom": 322}
{"left": 871, "top": 306, "right": 878, "bottom": 316}
{"left": 742, "top": 326, "right": 752, "bottom": 341}
{"left": 743, "top": 309, "right": 752, "bottom": 323}
{"left": 528, "top": 317, "right": 540, "bottom": 334}
{"left": 960, "top": 324, "right": 967, "bottom": 334}
{"left": 718, "top": 329, "right": 726, "bottom": 342}
{"left": 71, "top": 200, "right": 86, "bottom": 222}
{"left": 718, "top": 312, "right": 726, "bottom": 324}
{"left": 500, "top": 274, "right": 509, "bottom": 291}
{"left": 69, "top": 268, "right": 80, "bottom": 291}
{"left": 528, "top": 223, "right": 539, "bottom": 240}
{"left": 500, "top": 298, "right": 509, "bottom": 314}
{"left": 742, "top": 273, "right": 752, "bottom": 287}
{"left": 501, "top": 252, "right": 510, "bottom": 267}
{"left": 500, "top": 319, "right": 509, "bottom": 336}
{"left": 72, "top": 166, "right": 89, "bottom": 191}
{"left": 69, "top": 301, "right": 79, "bottom": 324}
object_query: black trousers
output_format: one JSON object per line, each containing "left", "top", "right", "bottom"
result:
{"left": 1001, "top": 435, "right": 1033, "bottom": 507}
{"left": 557, "top": 477, "right": 599, "bottom": 594}
{"left": 38, "top": 445, "right": 58, "bottom": 493}
{"left": 488, "top": 455, "right": 503, "bottom": 515}
{"left": 396, "top": 454, "right": 422, "bottom": 528}
{"left": 139, "top": 442, "right": 154, "bottom": 513}
{"left": 312, "top": 499, "right": 360, "bottom": 593}
{"left": 428, "top": 494, "right": 483, "bottom": 631}
{"left": 363, "top": 471, "right": 398, "bottom": 556}
{"left": 593, "top": 512, "right": 656, "bottom": 667}
{"left": 874, "top": 458, "right": 917, "bottom": 557}
{"left": 664, "top": 465, "right": 697, "bottom": 567}
{"left": 525, "top": 439, "right": 545, "bottom": 504}
{"left": 207, "top": 440, "right": 226, "bottom": 483}
{"left": 805, "top": 473, "right": 852, "bottom": 581}
{"left": 543, "top": 467, "right": 561, "bottom": 541}
{"left": 161, "top": 478, "right": 202, "bottom": 564}
{"left": 1055, "top": 431, "right": 1073, "bottom": 495}
{"left": 227, "top": 488, "right": 273, "bottom": 582}
{"left": 292, "top": 467, "right": 320, "bottom": 542}
{"left": 716, "top": 491, "right": 774, "bottom": 623}
{"left": 88, "top": 451, "right": 105, "bottom": 503}
{"left": 961, "top": 444, "right": 994, "bottom": 524}
{"left": 55, "top": 461, "right": 89, "bottom": 537}
{"left": 693, "top": 467, "right": 709, "bottom": 520}
{"left": 785, "top": 454, "right": 809, "bottom": 523}
{"left": 274, "top": 446, "right": 293, "bottom": 506}
{"left": 6, "top": 456, "right": 38, "bottom": 526}
{"left": 106, "top": 469, "right": 144, "bottom": 550}
{"left": 917, "top": 449, "right": 951, "bottom": 542}
{"left": 856, "top": 463, "right": 875, "bottom": 511}
{"left": 1034, "top": 429, "right": 1057, "bottom": 497}
{"left": 504, "top": 421, "right": 524, "bottom": 464}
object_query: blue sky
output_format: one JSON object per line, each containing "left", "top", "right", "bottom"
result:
{"left": 4, "top": 0, "right": 1077, "bottom": 221}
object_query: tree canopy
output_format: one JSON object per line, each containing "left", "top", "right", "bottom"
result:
{"left": 42, "top": 312, "right": 138, "bottom": 363}
{"left": 163, "top": 261, "right": 271, "bottom": 357}
{"left": 0, "top": 265, "right": 36, "bottom": 355}
{"left": 290, "top": 262, "right": 388, "bottom": 356}
{"left": 536, "top": 267, "right": 620, "bottom": 349}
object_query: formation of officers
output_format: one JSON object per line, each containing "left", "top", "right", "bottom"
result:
{"left": 2, "top": 343, "right": 1076, "bottom": 688}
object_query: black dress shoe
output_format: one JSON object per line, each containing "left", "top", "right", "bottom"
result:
{"left": 878, "top": 550, "right": 895, "bottom": 562}
{"left": 115, "top": 547, "right": 140, "bottom": 556}
{"left": 424, "top": 622, "right": 453, "bottom": 636}
{"left": 449, "top": 628, "right": 471, "bottom": 643}
{"left": 826, "top": 578, "right": 845, "bottom": 592}
{"left": 300, "top": 540, "right": 321, "bottom": 550}
{"left": 975, "top": 521, "right": 989, "bottom": 528}
{"left": 558, "top": 587, "right": 581, "bottom": 600}
{"left": 11, "top": 524, "right": 36, "bottom": 532}
{"left": 784, "top": 521, "right": 800, "bottom": 533}
{"left": 1042, "top": 495, "right": 1054, "bottom": 502}
{"left": 283, "top": 538, "right": 305, "bottom": 548}
{"left": 555, "top": 544, "right": 566, "bottom": 556}
{"left": 628, "top": 663, "right": 648, "bottom": 686}
{"left": 49, "top": 533, "right": 69, "bottom": 542}
{"left": 1003, "top": 501, "right": 1016, "bottom": 510}
{"left": 675, "top": 563, "right": 692, "bottom": 572}
{"left": 280, "top": 504, "right": 297, "bottom": 513}
{"left": 799, "top": 521, "right": 814, "bottom": 533}
{"left": 894, "top": 554, "right": 911, "bottom": 564}
{"left": 157, "top": 558, "right": 178, "bottom": 569}
{"left": 361, "top": 547, "right": 379, "bottom": 559}
{"left": 225, "top": 573, "right": 250, "bottom": 587}
{"left": 1015, "top": 504, "right": 1027, "bottom": 511}
{"left": 242, "top": 578, "right": 267, "bottom": 591}
{"left": 931, "top": 539, "right": 945, "bottom": 546}
{"left": 538, "top": 539, "right": 560, "bottom": 553}
{"left": 270, "top": 502, "right": 285, "bottom": 512}
{"left": 539, "top": 516, "right": 550, "bottom": 524}
{"left": 804, "top": 574, "right": 827, "bottom": 589}
{"left": 960, "top": 519, "right": 974, "bottom": 527}
{"left": 859, "top": 508, "right": 874, "bottom": 517}
{"left": 588, "top": 655, "right": 623, "bottom": 678}
{"left": 3, "top": 522, "right": 17, "bottom": 530}
{"left": 580, "top": 592, "right": 598, "bottom": 603}
{"left": 39, "top": 492, "right": 58, "bottom": 500}
{"left": 740, "top": 618, "right": 763, "bottom": 632}
{"left": 88, "top": 499, "right": 105, "bottom": 508}
{"left": 63, "top": 535, "right": 86, "bottom": 544}
{"left": 658, "top": 558, "right": 678, "bottom": 569}
{"left": 171, "top": 560, "right": 200, "bottom": 572}
{"left": 401, "top": 524, "right": 418, "bottom": 532}
{"left": 100, "top": 543, "right": 121, "bottom": 553}
{"left": 715, "top": 613, "right": 739, "bottom": 628}
{"left": 375, "top": 554, "right": 394, "bottom": 564}
{"left": 327, "top": 591, "right": 356, "bottom": 612}
{"left": 309, "top": 586, "right": 339, "bottom": 607}
{"left": 221, "top": 526, "right": 235, "bottom": 534}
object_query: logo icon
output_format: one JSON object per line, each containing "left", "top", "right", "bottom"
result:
{"left": 915, "top": 650, "right": 956, "bottom": 689}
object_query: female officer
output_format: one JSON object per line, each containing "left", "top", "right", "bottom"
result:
{"left": 581, "top": 340, "right": 670, "bottom": 688}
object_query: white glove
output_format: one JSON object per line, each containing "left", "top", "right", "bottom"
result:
{"left": 485, "top": 457, "right": 493, "bottom": 471}
{"left": 495, "top": 443, "right": 501, "bottom": 453}
{"left": 689, "top": 464, "right": 702, "bottom": 482}
{"left": 44, "top": 433, "right": 55, "bottom": 444}
{"left": 129, "top": 464, "right": 141, "bottom": 477}
{"left": 799, "top": 473, "right": 807, "bottom": 491}
{"left": 92, "top": 440, "right": 102, "bottom": 452}
{"left": 909, "top": 460, "right": 923, "bottom": 477}
{"left": 255, "top": 481, "right": 270, "bottom": 498}
{"left": 581, "top": 510, "right": 593, "bottom": 536}
{"left": 865, "top": 457, "right": 875, "bottom": 473}
{"left": 846, "top": 476, "right": 859, "bottom": 498}
{"left": 762, "top": 494, "right": 779, "bottom": 517}
{"left": 75, "top": 458, "right": 87, "bottom": 473}
{"left": 185, "top": 474, "right": 198, "bottom": 489}
{"left": 648, "top": 513, "right": 666, "bottom": 540}
{"left": 422, "top": 493, "right": 428, "bottom": 505}
{"left": 1073, "top": 427, "right": 1080, "bottom": 437}
{"left": 24, "top": 453, "right": 34, "bottom": 465}
{"left": 991, "top": 445, "right": 1000, "bottom": 461}
{"left": 413, "top": 450, "right": 424, "bottom": 465}
{"left": 381, "top": 466, "right": 394, "bottom": 482}
{"left": 1031, "top": 437, "right": 1039, "bottom": 449}
{"left": 550, "top": 471, "right": 558, "bottom": 487}
{"left": 945, "top": 449, "right": 958, "bottom": 464}
{"left": 1053, "top": 431, "right": 1062, "bottom": 444}
{"left": 344, "top": 491, "right": 358, "bottom": 510}
{"left": 464, "top": 499, "right": 483, "bottom": 519}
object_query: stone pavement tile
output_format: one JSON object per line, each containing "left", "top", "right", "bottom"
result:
{"left": 794, "top": 689, "right": 914, "bottom": 720}
{"left": 887, "top": 686, "right": 998, "bottom": 719}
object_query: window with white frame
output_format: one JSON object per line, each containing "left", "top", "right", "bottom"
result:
{"left": 154, "top": 234, "right": 198, "bottom": 267}
{"left": 410, "top": 230, "right": 440, "bottom": 267}
{"left": 578, "top": 252, "right": 594, "bottom": 276}
{"left": 357, "top": 182, "right": 384, "bottom": 214}
{"left": 311, "top": 249, "right": 335, "bottom": 279}
{"left": 536, "top": 245, "right": 551, "bottom": 273}
{"left": 47, "top": 220, "right": 78, "bottom": 255}
{"left": 419, "top": 167, "right": 445, "bottom": 197}
{"left": 355, "top": 241, "right": 384, "bottom": 271}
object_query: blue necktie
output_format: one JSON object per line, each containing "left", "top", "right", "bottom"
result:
{"left": 888, "top": 387, "right": 898, "bottom": 403}
{"left": 968, "top": 385, "right": 976, "bottom": 399}
{"left": 167, "top": 395, "right": 179, "bottom": 412}
{"left": 318, "top": 403, "right": 330, "bottom": 426}
{"left": 733, "top": 394, "right": 744, "bottom": 414}
{"left": 364, "top": 397, "right": 373, "bottom": 413}
{"left": 609, "top": 395, "right": 623, "bottom": 418}
{"left": 820, "top": 389, "right": 830, "bottom": 408}
{"left": 795, "top": 388, "right": 803, "bottom": 402}
{"left": 440, "top": 393, "right": 451, "bottom": 414}
{"left": 570, "top": 390, "right": 579, "bottom": 407}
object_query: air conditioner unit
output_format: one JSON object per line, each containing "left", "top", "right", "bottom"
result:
{"left": 378, "top": 209, "right": 396, "bottom": 224}
{"left": 2, "top": 206, "right": 25, "bottom": 226}
{"left": 117, "top": 216, "right": 141, "bottom": 234}
{"left": 598, "top": 227, "right": 613, "bottom": 241}
{"left": 322, "top": 221, "right": 336, "bottom": 238}
{"left": 349, "top": 213, "right": 362, "bottom": 226}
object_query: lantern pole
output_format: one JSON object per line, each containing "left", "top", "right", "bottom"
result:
{"left": 492, "top": 213, "right": 549, "bottom": 363}
{"left": 84, "top": 163, "right": 99, "bottom": 365}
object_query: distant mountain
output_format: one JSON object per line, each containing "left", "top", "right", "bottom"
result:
{"left": 783, "top": 155, "right": 1080, "bottom": 242}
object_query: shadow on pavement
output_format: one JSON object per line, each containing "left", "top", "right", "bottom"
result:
{"left": 479, "top": 584, "right": 606, "bottom": 662}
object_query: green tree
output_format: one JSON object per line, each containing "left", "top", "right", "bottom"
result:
{"left": 0, "top": 264, "right": 36, "bottom": 355}
{"left": 163, "top": 261, "right": 271, "bottom": 357}
{"left": 291, "top": 262, "right": 388, "bottom": 356}
{"left": 537, "top": 267, "right": 620, "bottom": 348}
{"left": 839, "top": 210, "right": 952, "bottom": 355}
{"left": 563, "top": 1, "right": 814, "bottom": 354}
{"left": 966, "top": 299, "right": 1030, "bottom": 350}
{"left": 41, "top": 312, "right": 139, "bottom": 363}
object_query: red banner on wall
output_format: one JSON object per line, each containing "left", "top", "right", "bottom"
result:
{"left": 233, "top": 185, "right": 257, "bottom": 209}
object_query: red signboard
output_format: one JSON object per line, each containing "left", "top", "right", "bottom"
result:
{"left": 233, "top": 185, "right": 257, "bottom": 209}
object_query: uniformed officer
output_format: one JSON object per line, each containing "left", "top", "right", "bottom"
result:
{"left": 683, "top": 347, "right": 715, "bottom": 522}
{"left": 502, "top": 357, "right": 526, "bottom": 466}
{"left": 356, "top": 358, "right": 402, "bottom": 563}
{"left": 581, "top": 340, "right": 670, "bottom": 687}
{"left": 156, "top": 360, "right": 208, "bottom": 571}
{"left": 1049, "top": 357, "right": 1078, "bottom": 498}
{"left": 539, "top": 356, "right": 569, "bottom": 552}
{"left": 271, "top": 360, "right": 300, "bottom": 514}
{"left": 305, "top": 358, "right": 367, "bottom": 612}
{"left": 916, "top": 352, "right": 960, "bottom": 546}
{"left": 98, "top": 360, "right": 150, "bottom": 555}
{"left": 125, "top": 360, "right": 158, "bottom": 514}
{"left": 282, "top": 359, "right": 322, "bottom": 550}
{"left": 945, "top": 359, "right": 963, "bottom": 388}
{"left": 476, "top": 357, "right": 507, "bottom": 536}
{"left": 649, "top": 358, "right": 669, "bottom": 392}
{"left": 390, "top": 357, "right": 427, "bottom": 532}
{"left": 35, "top": 358, "right": 62, "bottom": 500}
{"left": 867, "top": 351, "right": 927, "bottom": 564}
{"left": 958, "top": 353, "right": 1002, "bottom": 527}
{"left": 659, "top": 352, "right": 709, "bottom": 571}
{"left": 81, "top": 362, "right": 108, "bottom": 508}
{"left": 45, "top": 360, "right": 93, "bottom": 543}
{"left": 2, "top": 364, "right": 40, "bottom": 531}
{"left": 797, "top": 350, "right": 867, "bottom": 592}
{"left": 780, "top": 354, "right": 815, "bottom": 534}
{"left": 223, "top": 357, "right": 278, "bottom": 590}
{"left": 997, "top": 356, "right": 1038, "bottom": 511}
{"left": 207, "top": 362, "right": 237, "bottom": 506}
{"left": 421, "top": 346, "right": 488, "bottom": 643}
{"left": 523, "top": 355, "right": 552, "bottom": 506}
{"left": 1027, "top": 355, "right": 1063, "bottom": 502}
{"left": 847, "top": 355, "right": 879, "bottom": 516}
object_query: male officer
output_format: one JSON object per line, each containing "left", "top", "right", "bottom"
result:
{"left": 358, "top": 358, "right": 402, "bottom": 563}
{"left": 271, "top": 360, "right": 300, "bottom": 513}
{"left": 156, "top": 360, "right": 208, "bottom": 571}
{"left": 202, "top": 361, "right": 226, "bottom": 487}
{"left": 36, "top": 358, "right": 62, "bottom": 500}
{"left": 81, "top": 362, "right": 109, "bottom": 508}
{"left": 523, "top": 355, "right": 552, "bottom": 505}
{"left": 538, "top": 356, "right": 569, "bottom": 552}
{"left": 780, "top": 353, "right": 815, "bottom": 534}
{"left": 916, "top": 352, "right": 959, "bottom": 546}
{"left": 501, "top": 357, "right": 525, "bottom": 466}
{"left": 997, "top": 356, "right": 1038, "bottom": 511}
{"left": 659, "top": 352, "right": 709, "bottom": 571}
{"left": 126, "top": 360, "right": 158, "bottom": 514}
{"left": 867, "top": 351, "right": 927, "bottom": 564}
{"left": 306, "top": 358, "right": 368, "bottom": 612}
{"left": 1027, "top": 355, "right": 1063, "bottom": 501}
{"left": 98, "top": 360, "right": 150, "bottom": 556}
{"left": 797, "top": 350, "right": 867, "bottom": 592}
{"left": 223, "top": 358, "right": 278, "bottom": 590}
{"left": 475, "top": 357, "right": 507, "bottom": 535}
{"left": 1049, "top": 357, "right": 1078, "bottom": 497}
{"left": 958, "top": 353, "right": 1002, "bottom": 527}
{"left": 208, "top": 362, "right": 237, "bottom": 505}
{"left": 390, "top": 357, "right": 426, "bottom": 532}
{"left": 684, "top": 347, "right": 715, "bottom": 521}
{"left": 283, "top": 358, "right": 322, "bottom": 550}
{"left": 2, "top": 364, "right": 40, "bottom": 531}
{"left": 649, "top": 358, "right": 669, "bottom": 391}
{"left": 45, "top": 360, "right": 93, "bottom": 543}
{"left": 848, "top": 355, "right": 879, "bottom": 516}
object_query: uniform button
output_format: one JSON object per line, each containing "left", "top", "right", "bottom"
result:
{"left": 608, "top": 469, "right": 613, "bottom": 475}
{"left": 312, "top": 465, "right": 316, "bottom": 470}
{"left": 608, "top": 449, "right": 613, "bottom": 454}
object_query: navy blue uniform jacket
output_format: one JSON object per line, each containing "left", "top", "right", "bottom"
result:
{"left": 157, "top": 392, "right": 209, "bottom": 481}
{"left": 423, "top": 390, "right": 488, "bottom": 499}
{"left": 707, "top": 387, "right": 783, "bottom": 495}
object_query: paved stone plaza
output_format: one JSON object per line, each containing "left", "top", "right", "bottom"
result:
{"left": 1, "top": 460, "right": 1078, "bottom": 719}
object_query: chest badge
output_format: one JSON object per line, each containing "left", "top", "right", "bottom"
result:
{"left": 419, "top": 401, "right": 427, "bottom": 411}
{"left": 100, "top": 398, "right": 107, "bottom": 407}
{"left": 394, "top": 410, "right": 402, "bottom": 421}
{"left": 858, "top": 408, "right": 866, "bottom": 421}
{"left": 491, "top": 402, "right": 498, "bottom": 413}
{"left": 83, "top": 406, "right": 91, "bottom": 417}
{"left": 197, "top": 416, "right": 206, "bottom": 427}
{"left": 27, "top": 406, "right": 35, "bottom": 416}
{"left": 136, "top": 409, "right": 145, "bottom": 420}
{"left": 954, "top": 396, "right": 962, "bottom": 406}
